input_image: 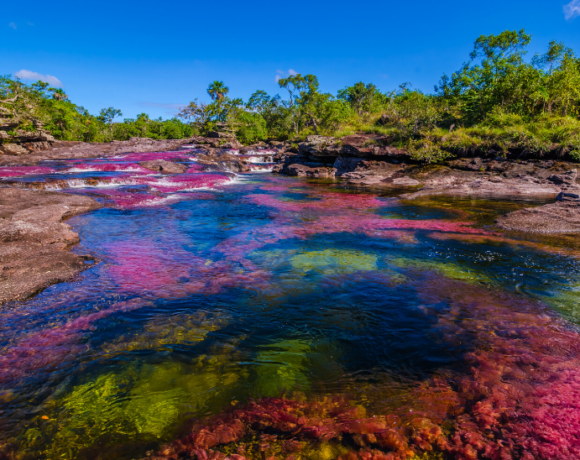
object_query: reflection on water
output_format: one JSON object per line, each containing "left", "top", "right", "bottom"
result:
{"left": 1, "top": 154, "right": 580, "bottom": 459}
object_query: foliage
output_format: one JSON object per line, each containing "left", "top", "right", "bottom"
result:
{"left": 3, "top": 28, "right": 580, "bottom": 160}
{"left": 0, "top": 75, "right": 194, "bottom": 143}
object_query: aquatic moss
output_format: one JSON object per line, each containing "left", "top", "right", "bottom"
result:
{"left": 291, "top": 249, "right": 378, "bottom": 275}
{"left": 101, "top": 311, "right": 230, "bottom": 356}
{"left": 22, "top": 351, "right": 245, "bottom": 459}
{"left": 388, "top": 257, "right": 493, "bottom": 285}
{"left": 252, "top": 339, "right": 311, "bottom": 397}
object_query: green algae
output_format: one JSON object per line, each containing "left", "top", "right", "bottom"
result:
{"left": 19, "top": 341, "right": 246, "bottom": 459}
{"left": 101, "top": 310, "right": 230, "bottom": 356}
{"left": 388, "top": 257, "right": 494, "bottom": 285}
{"left": 252, "top": 339, "right": 311, "bottom": 397}
{"left": 541, "top": 284, "right": 580, "bottom": 324}
{"left": 291, "top": 249, "right": 378, "bottom": 275}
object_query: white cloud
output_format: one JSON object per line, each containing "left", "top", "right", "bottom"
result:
{"left": 14, "top": 69, "right": 62, "bottom": 87}
{"left": 8, "top": 22, "right": 17, "bottom": 30}
{"left": 275, "top": 69, "right": 299, "bottom": 83}
{"left": 564, "top": 0, "right": 580, "bottom": 20}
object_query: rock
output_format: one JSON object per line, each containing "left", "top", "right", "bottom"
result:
{"left": 0, "top": 137, "right": 195, "bottom": 167}
{"left": 376, "top": 113, "right": 392, "bottom": 125}
{"left": 220, "top": 139, "right": 243, "bottom": 149}
{"left": 557, "top": 192, "right": 580, "bottom": 201}
{"left": 0, "top": 188, "right": 101, "bottom": 304}
{"left": 392, "top": 177, "right": 421, "bottom": 186}
{"left": 340, "top": 135, "right": 409, "bottom": 160}
{"left": 334, "top": 157, "right": 364, "bottom": 175}
{"left": 0, "top": 143, "right": 28, "bottom": 156}
{"left": 287, "top": 164, "right": 336, "bottom": 178}
{"left": 496, "top": 199, "right": 580, "bottom": 234}
{"left": 548, "top": 169, "right": 578, "bottom": 186}
{"left": 208, "top": 131, "right": 236, "bottom": 139}
{"left": 298, "top": 135, "right": 341, "bottom": 157}
{"left": 138, "top": 160, "right": 187, "bottom": 174}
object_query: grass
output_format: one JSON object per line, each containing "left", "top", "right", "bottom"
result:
{"left": 329, "top": 111, "right": 580, "bottom": 163}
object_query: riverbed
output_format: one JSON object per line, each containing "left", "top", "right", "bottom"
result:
{"left": 1, "top": 150, "right": 579, "bottom": 460}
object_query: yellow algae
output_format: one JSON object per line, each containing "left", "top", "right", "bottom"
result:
{"left": 291, "top": 249, "right": 378, "bottom": 275}
{"left": 28, "top": 343, "right": 246, "bottom": 459}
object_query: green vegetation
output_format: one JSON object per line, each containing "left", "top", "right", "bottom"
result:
{"left": 2, "top": 29, "right": 580, "bottom": 161}
{"left": 290, "top": 249, "right": 378, "bottom": 275}
{"left": 0, "top": 77, "right": 194, "bottom": 143}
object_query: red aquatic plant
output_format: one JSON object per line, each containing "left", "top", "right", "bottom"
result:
{"left": 142, "top": 276, "right": 580, "bottom": 460}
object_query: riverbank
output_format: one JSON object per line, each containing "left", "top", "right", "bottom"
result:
{"left": 0, "top": 188, "right": 101, "bottom": 304}
{"left": 1, "top": 134, "right": 579, "bottom": 306}
{"left": 1, "top": 154, "right": 580, "bottom": 460}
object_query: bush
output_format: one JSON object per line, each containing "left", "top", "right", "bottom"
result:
{"left": 409, "top": 139, "right": 454, "bottom": 164}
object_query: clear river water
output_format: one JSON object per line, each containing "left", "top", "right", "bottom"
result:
{"left": 0, "top": 149, "right": 579, "bottom": 460}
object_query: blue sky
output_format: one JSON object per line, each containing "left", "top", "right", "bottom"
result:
{"left": 2, "top": 0, "right": 580, "bottom": 120}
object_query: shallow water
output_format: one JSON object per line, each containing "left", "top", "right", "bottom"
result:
{"left": 1, "top": 153, "right": 580, "bottom": 460}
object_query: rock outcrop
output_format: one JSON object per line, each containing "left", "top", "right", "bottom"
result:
{"left": 0, "top": 188, "right": 101, "bottom": 304}
{"left": 496, "top": 191, "right": 580, "bottom": 234}
{"left": 0, "top": 137, "right": 196, "bottom": 166}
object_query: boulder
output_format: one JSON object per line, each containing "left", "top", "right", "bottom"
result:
{"left": 298, "top": 135, "right": 341, "bottom": 157}
{"left": 220, "top": 139, "right": 243, "bottom": 149}
{"left": 0, "top": 143, "right": 28, "bottom": 156}
{"left": 287, "top": 164, "right": 336, "bottom": 178}
{"left": 340, "top": 134, "right": 410, "bottom": 160}
{"left": 208, "top": 131, "right": 236, "bottom": 139}
{"left": 548, "top": 169, "right": 578, "bottom": 186}
{"left": 138, "top": 160, "right": 188, "bottom": 174}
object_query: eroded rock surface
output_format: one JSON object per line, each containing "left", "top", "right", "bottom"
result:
{"left": 496, "top": 192, "right": 580, "bottom": 234}
{"left": 0, "top": 137, "right": 195, "bottom": 166}
{"left": 0, "top": 188, "right": 101, "bottom": 304}
{"left": 138, "top": 160, "right": 187, "bottom": 174}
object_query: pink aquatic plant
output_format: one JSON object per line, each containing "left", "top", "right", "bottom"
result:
{"left": 105, "top": 239, "right": 270, "bottom": 297}
{"left": 0, "top": 299, "right": 147, "bottom": 386}
{"left": 89, "top": 190, "right": 181, "bottom": 208}
{"left": 137, "top": 173, "right": 233, "bottom": 193}
{"left": 0, "top": 166, "right": 56, "bottom": 178}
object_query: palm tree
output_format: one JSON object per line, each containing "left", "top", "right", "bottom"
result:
{"left": 207, "top": 81, "right": 229, "bottom": 101}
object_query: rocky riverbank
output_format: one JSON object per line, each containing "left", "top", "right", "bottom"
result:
{"left": 1, "top": 132, "right": 579, "bottom": 307}
{"left": 271, "top": 133, "right": 580, "bottom": 234}
{"left": 0, "top": 188, "right": 101, "bottom": 305}
{"left": 0, "top": 137, "right": 197, "bottom": 166}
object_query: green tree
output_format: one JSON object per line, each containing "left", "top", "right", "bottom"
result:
{"left": 338, "top": 82, "right": 384, "bottom": 114}
{"left": 436, "top": 29, "right": 537, "bottom": 121}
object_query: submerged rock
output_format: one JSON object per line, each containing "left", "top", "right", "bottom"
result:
{"left": 496, "top": 194, "right": 580, "bottom": 234}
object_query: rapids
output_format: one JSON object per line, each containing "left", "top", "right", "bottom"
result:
{"left": 0, "top": 150, "right": 579, "bottom": 460}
